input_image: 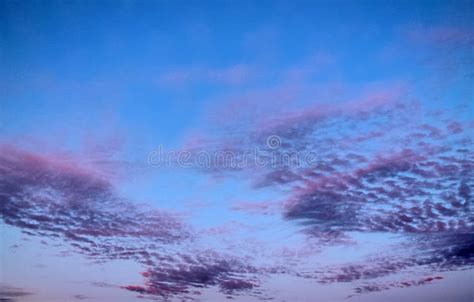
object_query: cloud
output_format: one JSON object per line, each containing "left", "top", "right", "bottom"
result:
{"left": 403, "top": 25, "right": 474, "bottom": 84}
{"left": 73, "top": 294, "right": 90, "bottom": 300}
{"left": 271, "top": 104, "right": 473, "bottom": 292}
{"left": 178, "top": 79, "right": 473, "bottom": 295}
{"left": 284, "top": 145, "right": 473, "bottom": 233}
{"left": 311, "top": 233, "right": 473, "bottom": 297}
{"left": 348, "top": 275, "right": 443, "bottom": 297}
{"left": 120, "top": 251, "right": 266, "bottom": 300}
{"left": 0, "top": 284, "right": 32, "bottom": 302}
{"left": 230, "top": 200, "right": 281, "bottom": 216}
{"left": 0, "top": 145, "right": 189, "bottom": 250}
{"left": 0, "top": 145, "right": 273, "bottom": 300}
{"left": 2, "top": 45, "right": 472, "bottom": 299}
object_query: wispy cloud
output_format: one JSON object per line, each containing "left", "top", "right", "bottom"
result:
{"left": 0, "top": 284, "right": 33, "bottom": 302}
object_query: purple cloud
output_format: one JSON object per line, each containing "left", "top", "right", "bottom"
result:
{"left": 122, "top": 251, "right": 261, "bottom": 299}
{"left": 0, "top": 145, "right": 189, "bottom": 249}
{"left": 0, "top": 284, "right": 32, "bottom": 302}
{"left": 177, "top": 84, "right": 473, "bottom": 295}
{"left": 0, "top": 145, "right": 274, "bottom": 300}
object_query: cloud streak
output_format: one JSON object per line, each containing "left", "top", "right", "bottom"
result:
{"left": 0, "top": 284, "right": 32, "bottom": 302}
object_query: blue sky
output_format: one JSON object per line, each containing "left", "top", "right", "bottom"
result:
{"left": 1, "top": 1, "right": 473, "bottom": 301}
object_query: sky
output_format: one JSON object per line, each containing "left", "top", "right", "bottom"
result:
{"left": 0, "top": 0, "right": 473, "bottom": 301}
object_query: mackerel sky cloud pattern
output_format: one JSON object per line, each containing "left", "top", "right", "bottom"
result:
{"left": 1, "top": 1, "right": 473, "bottom": 302}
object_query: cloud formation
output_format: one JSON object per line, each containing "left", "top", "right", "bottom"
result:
{"left": 122, "top": 251, "right": 262, "bottom": 300}
{"left": 0, "top": 145, "right": 189, "bottom": 248}
{"left": 180, "top": 80, "right": 473, "bottom": 296}
{"left": 1, "top": 32, "right": 472, "bottom": 300}
{"left": 0, "top": 145, "right": 269, "bottom": 300}
{"left": 0, "top": 284, "right": 32, "bottom": 302}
